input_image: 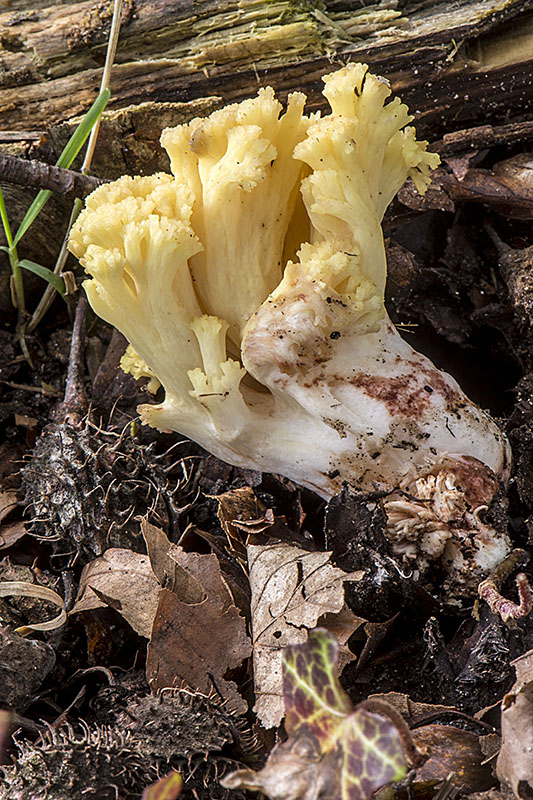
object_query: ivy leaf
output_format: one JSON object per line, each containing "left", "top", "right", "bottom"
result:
{"left": 337, "top": 707, "right": 407, "bottom": 800}
{"left": 222, "top": 629, "right": 408, "bottom": 800}
{"left": 283, "top": 625, "right": 353, "bottom": 747}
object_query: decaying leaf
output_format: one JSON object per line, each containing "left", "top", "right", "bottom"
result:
{"left": 497, "top": 649, "right": 533, "bottom": 799}
{"left": 145, "top": 539, "right": 251, "bottom": 711}
{"left": 248, "top": 543, "right": 363, "bottom": 728}
{"left": 412, "top": 724, "right": 495, "bottom": 794}
{"left": 213, "top": 487, "right": 269, "bottom": 551}
{"left": 366, "top": 692, "right": 458, "bottom": 725}
{"left": 146, "top": 588, "right": 250, "bottom": 712}
{"left": 0, "top": 580, "right": 66, "bottom": 634}
{"left": 71, "top": 548, "right": 160, "bottom": 638}
{"left": 0, "top": 491, "right": 26, "bottom": 551}
{"left": 222, "top": 629, "right": 408, "bottom": 800}
{"left": 0, "top": 522, "right": 27, "bottom": 551}
{"left": 167, "top": 545, "right": 234, "bottom": 611}
{"left": 0, "top": 491, "right": 17, "bottom": 524}
{"left": 142, "top": 519, "right": 205, "bottom": 601}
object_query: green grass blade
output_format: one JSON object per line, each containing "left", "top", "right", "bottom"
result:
{"left": 13, "top": 88, "right": 110, "bottom": 247}
{"left": 56, "top": 88, "right": 110, "bottom": 170}
{"left": 0, "top": 185, "right": 15, "bottom": 250}
{"left": 14, "top": 190, "right": 52, "bottom": 249}
{"left": 19, "top": 259, "right": 67, "bottom": 297}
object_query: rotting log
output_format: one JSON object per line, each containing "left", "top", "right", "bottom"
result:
{"left": 1, "top": 0, "right": 533, "bottom": 314}
{"left": 1, "top": 0, "right": 533, "bottom": 144}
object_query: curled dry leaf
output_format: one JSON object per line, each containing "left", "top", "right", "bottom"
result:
{"left": 71, "top": 549, "right": 160, "bottom": 638}
{"left": 213, "top": 486, "right": 270, "bottom": 552}
{"left": 141, "top": 519, "right": 250, "bottom": 710}
{"left": 142, "top": 519, "right": 205, "bottom": 601}
{"left": 248, "top": 543, "right": 363, "bottom": 728}
{"left": 0, "top": 491, "right": 17, "bottom": 524}
{"left": 223, "top": 629, "right": 408, "bottom": 800}
{"left": 0, "top": 581, "right": 66, "bottom": 634}
{"left": 497, "top": 649, "right": 533, "bottom": 800}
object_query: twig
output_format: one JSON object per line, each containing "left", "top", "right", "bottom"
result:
{"left": 0, "top": 154, "right": 104, "bottom": 198}
{"left": 53, "top": 294, "right": 89, "bottom": 425}
{"left": 0, "top": 131, "right": 44, "bottom": 142}
{"left": 27, "top": 0, "right": 124, "bottom": 334}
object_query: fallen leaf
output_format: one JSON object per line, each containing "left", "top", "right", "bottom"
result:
{"left": 146, "top": 587, "right": 250, "bottom": 712}
{"left": 248, "top": 543, "right": 363, "bottom": 728}
{"left": 320, "top": 607, "right": 365, "bottom": 671}
{"left": 222, "top": 629, "right": 409, "bottom": 800}
{"left": 142, "top": 770, "right": 182, "bottom": 800}
{"left": 0, "top": 581, "right": 66, "bottom": 634}
{"left": 71, "top": 549, "right": 160, "bottom": 638}
{"left": 356, "top": 613, "right": 399, "bottom": 670}
{"left": 141, "top": 519, "right": 204, "bottom": 601}
{"left": 167, "top": 545, "right": 234, "bottom": 611}
{"left": 0, "top": 521, "right": 27, "bottom": 550}
{"left": 497, "top": 649, "right": 533, "bottom": 799}
{"left": 0, "top": 492, "right": 24, "bottom": 549}
{"left": 412, "top": 724, "right": 495, "bottom": 793}
{"left": 367, "top": 692, "right": 459, "bottom": 725}
{"left": 141, "top": 519, "right": 183, "bottom": 591}
{"left": 213, "top": 486, "right": 269, "bottom": 548}
{"left": 0, "top": 491, "right": 17, "bottom": 524}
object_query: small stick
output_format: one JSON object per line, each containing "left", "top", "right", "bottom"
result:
{"left": 53, "top": 294, "right": 89, "bottom": 425}
{"left": 0, "top": 154, "right": 104, "bottom": 198}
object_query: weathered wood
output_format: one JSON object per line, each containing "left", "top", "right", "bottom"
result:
{"left": 0, "top": 0, "right": 532, "bottom": 140}
{"left": 1, "top": 0, "right": 533, "bottom": 317}
{"left": 0, "top": 153, "right": 104, "bottom": 196}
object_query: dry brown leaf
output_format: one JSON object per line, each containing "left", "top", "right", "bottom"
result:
{"left": 497, "top": 649, "right": 533, "bottom": 799}
{"left": 0, "top": 581, "right": 66, "bottom": 634}
{"left": 413, "top": 724, "right": 495, "bottom": 794}
{"left": 0, "top": 491, "right": 17, "bottom": 524}
{"left": 146, "top": 587, "right": 250, "bottom": 713}
{"left": 71, "top": 548, "right": 160, "bottom": 638}
{"left": 141, "top": 519, "right": 182, "bottom": 591}
{"left": 319, "top": 607, "right": 365, "bottom": 672}
{"left": 167, "top": 545, "right": 234, "bottom": 611}
{"left": 140, "top": 522, "right": 250, "bottom": 710}
{"left": 0, "top": 521, "right": 27, "bottom": 550}
{"left": 213, "top": 487, "right": 268, "bottom": 547}
{"left": 367, "top": 691, "right": 458, "bottom": 725}
{"left": 248, "top": 543, "right": 363, "bottom": 728}
{"left": 141, "top": 519, "right": 204, "bottom": 602}
{"left": 0, "top": 491, "right": 24, "bottom": 550}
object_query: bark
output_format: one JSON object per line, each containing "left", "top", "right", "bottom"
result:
{"left": 0, "top": 0, "right": 532, "bottom": 140}
{"left": 0, "top": 153, "right": 103, "bottom": 197}
{"left": 1, "top": 0, "right": 533, "bottom": 314}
